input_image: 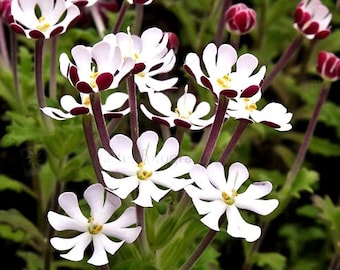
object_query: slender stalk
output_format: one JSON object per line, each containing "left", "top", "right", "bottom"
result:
{"left": 112, "top": 0, "right": 129, "bottom": 33}
{"left": 131, "top": 3, "right": 144, "bottom": 35}
{"left": 10, "top": 31, "right": 22, "bottom": 105}
{"left": 49, "top": 37, "right": 58, "bottom": 100}
{"left": 35, "top": 39, "right": 46, "bottom": 108}
{"left": 180, "top": 229, "right": 217, "bottom": 270}
{"left": 328, "top": 253, "right": 340, "bottom": 270}
{"left": 127, "top": 75, "right": 140, "bottom": 158}
{"left": 90, "top": 92, "right": 112, "bottom": 155}
{"left": 215, "top": 0, "right": 231, "bottom": 46}
{"left": 91, "top": 4, "right": 105, "bottom": 37}
{"left": 262, "top": 34, "right": 304, "bottom": 92}
{"left": 82, "top": 115, "right": 105, "bottom": 186}
{"left": 285, "top": 82, "right": 331, "bottom": 187}
{"left": 199, "top": 95, "right": 228, "bottom": 166}
{"left": 219, "top": 120, "right": 249, "bottom": 165}
{"left": 0, "top": 19, "right": 10, "bottom": 68}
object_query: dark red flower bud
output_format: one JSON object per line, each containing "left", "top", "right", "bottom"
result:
{"left": 317, "top": 51, "right": 340, "bottom": 81}
{"left": 166, "top": 32, "right": 179, "bottom": 54}
{"left": 294, "top": 0, "right": 332, "bottom": 40}
{"left": 224, "top": 3, "right": 256, "bottom": 35}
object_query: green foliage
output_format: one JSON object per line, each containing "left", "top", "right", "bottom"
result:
{"left": 252, "top": 252, "right": 287, "bottom": 270}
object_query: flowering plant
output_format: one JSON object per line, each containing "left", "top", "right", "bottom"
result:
{"left": 1, "top": 0, "right": 340, "bottom": 269}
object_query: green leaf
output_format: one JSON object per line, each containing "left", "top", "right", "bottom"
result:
{"left": 0, "top": 174, "right": 35, "bottom": 197}
{"left": 252, "top": 252, "right": 287, "bottom": 270}
{"left": 312, "top": 195, "right": 340, "bottom": 252}
{"left": 290, "top": 168, "right": 319, "bottom": 198}
{"left": 0, "top": 209, "right": 45, "bottom": 252}
{"left": 16, "top": 251, "right": 43, "bottom": 270}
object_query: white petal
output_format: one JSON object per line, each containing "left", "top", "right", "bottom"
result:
{"left": 152, "top": 137, "right": 179, "bottom": 170}
{"left": 203, "top": 43, "right": 218, "bottom": 77}
{"left": 216, "top": 44, "right": 237, "bottom": 74}
{"left": 87, "top": 234, "right": 110, "bottom": 266}
{"left": 51, "top": 233, "right": 92, "bottom": 261}
{"left": 98, "top": 148, "right": 135, "bottom": 175}
{"left": 226, "top": 206, "right": 261, "bottom": 242}
{"left": 184, "top": 53, "right": 205, "bottom": 84}
{"left": 137, "top": 131, "right": 159, "bottom": 164}
{"left": 60, "top": 95, "right": 82, "bottom": 112}
{"left": 59, "top": 53, "right": 71, "bottom": 78}
{"left": 103, "top": 172, "right": 139, "bottom": 199}
{"left": 236, "top": 53, "right": 259, "bottom": 77}
{"left": 198, "top": 200, "right": 227, "bottom": 231}
{"left": 225, "top": 162, "right": 249, "bottom": 191}
{"left": 40, "top": 107, "right": 74, "bottom": 120}
{"left": 58, "top": 192, "right": 87, "bottom": 223}
{"left": 236, "top": 198, "right": 279, "bottom": 216}
{"left": 147, "top": 92, "right": 173, "bottom": 116}
{"left": 47, "top": 211, "right": 87, "bottom": 232}
{"left": 133, "top": 181, "right": 169, "bottom": 207}
{"left": 206, "top": 162, "right": 228, "bottom": 191}
{"left": 102, "top": 92, "right": 128, "bottom": 111}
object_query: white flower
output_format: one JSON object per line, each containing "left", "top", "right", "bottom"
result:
{"left": 47, "top": 183, "right": 141, "bottom": 266}
{"left": 185, "top": 162, "right": 279, "bottom": 242}
{"left": 227, "top": 89, "right": 293, "bottom": 131}
{"left": 41, "top": 92, "right": 129, "bottom": 120}
{"left": 184, "top": 43, "right": 266, "bottom": 99}
{"left": 141, "top": 86, "right": 215, "bottom": 130}
{"left": 98, "top": 130, "right": 194, "bottom": 207}
{"left": 103, "top": 27, "right": 178, "bottom": 94}
{"left": 60, "top": 39, "right": 134, "bottom": 93}
{"left": 10, "top": 0, "right": 80, "bottom": 39}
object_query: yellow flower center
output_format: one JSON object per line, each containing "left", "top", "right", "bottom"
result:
{"left": 136, "top": 162, "right": 153, "bottom": 180}
{"left": 83, "top": 95, "right": 91, "bottom": 107}
{"left": 37, "top": 16, "right": 50, "bottom": 32}
{"left": 175, "top": 107, "right": 192, "bottom": 119}
{"left": 243, "top": 98, "right": 257, "bottom": 112}
{"left": 221, "top": 189, "right": 238, "bottom": 205}
{"left": 217, "top": 74, "right": 232, "bottom": 89}
{"left": 90, "top": 67, "right": 99, "bottom": 89}
{"left": 87, "top": 216, "right": 103, "bottom": 235}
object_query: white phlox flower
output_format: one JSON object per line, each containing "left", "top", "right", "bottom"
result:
{"left": 185, "top": 162, "right": 279, "bottom": 242}
{"left": 227, "top": 88, "right": 293, "bottom": 131}
{"left": 103, "top": 27, "right": 178, "bottom": 94}
{"left": 47, "top": 183, "right": 141, "bottom": 266}
{"left": 184, "top": 42, "right": 266, "bottom": 99}
{"left": 10, "top": 0, "right": 80, "bottom": 39}
{"left": 41, "top": 92, "right": 129, "bottom": 120}
{"left": 98, "top": 130, "right": 194, "bottom": 207}
{"left": 140, "top": 85, "right": 215, "bottom": 130}
{"left": 59, "top": 39, "right": 134, "bottom": 93}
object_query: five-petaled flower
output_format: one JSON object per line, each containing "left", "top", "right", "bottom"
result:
{"left": 294, "top": 0, "right": 332, "bottom": 40}
{"left": 47, "top": 183, "right": 141, "bottom": 266}
{"left": 224, "top": 3, "right": 257, "bottom": 35}
{"left": 227, "top": 87, "right": 293, "bottom": 131}
{"left": 103, "top": 27, "right": 178, "bottom": 94}
{"left": 10, "top": 0, "right": 80, "bottom": 39}
{"left": 98, "top": 130, "right": 194, "bottom": 207}
{"left": 60, "top": 39, "right": 134, "bottom": 93}
{"left": 316, "top": 51, "right": 340, "bottom": 81}
{"left": 184, "top": 43, "right": 266, "bottom": 99}
{"left": 41, "top": 92, "right": 129, "bottom": 120}
{"left": 141, "top": 85, "right": 215, "bottom": 130}
{"left": 185, "top": 162, "right": 279, "bottom": 242}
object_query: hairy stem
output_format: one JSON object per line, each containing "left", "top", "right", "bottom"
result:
{"left": 35, "top": 39, "right": 46, "bottom": 108}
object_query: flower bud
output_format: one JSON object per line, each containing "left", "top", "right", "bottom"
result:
{"left": 224, "top": 3, "right": 256, "bottom": 35}
{"left": 294, "top": 0, "right": 332, "bottom": 40}
{"left": 317, "top": 51, "right": 340, "bottom": 81}
{"left": 166, "top": 32, "right": 179, "bottom": 53}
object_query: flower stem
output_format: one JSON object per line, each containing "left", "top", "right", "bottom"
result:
{"left": 91, "top": 4, "right": 105, "bottom": 37}
{"left": 49, "top": 37, "right": 58, "bottom": 100}
{"left": 215, "top": 0, "right": 231, "bottom": 46}
{"left": 82, "top": 114, "right": 105, "bottom": 186}
{"left": 132, "top": 4, "right": 144, "bottom": 35}
{"left": 262, "top": 34, "right": 304, "bottom": 92}
{"left": 180, "top": 229, "right": 217, "bottom": 270}
{"left": 0, "top": 19, "right": 10, "bottom": 68}
{"left": 90, "top": 92, "right": 112, "bottom": 155}
{"left": 112, "top": 0, "right": 129, "bottom": 33}
{"left": 127, "top": 74, "right": 140, "bottom": 159}
{"left": 10, "top": 31, "right": 22, "bottom": 106}
{"left": 219, "top": 120, "right": 249, "bottom": 165}
{"left": 199, "top": 95, "right": 228, "bottom": 166}
{"left": 35, "top": 39, "right": 46, "bottom": 108}
{"left": 285, "top": 82, "right": 331, "bottom": 187}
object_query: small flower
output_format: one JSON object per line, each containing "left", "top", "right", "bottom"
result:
{"left": 316, "top": 51, "right": 340, "bottom": 81}
{"left": 141, "top": 85, "right": 215, "bottom": 130}
{"left": 9, "top": 0, "right": 80, "bottom": 39}
{"left": 294, "top": 0, "right": 332, "bottom": 40}
{"left": 103, "top": 27, "right": 178, "bottom": 94}
{"left": 60, "top": 39, "right": 134, "bottom": 93}
{"left": 227, "top": 88, "right": 293, "bottom": 131}
{"left": 184, "top": 43, "right": 266, "bottom": 99}
{"left": 98, "top": 130, "right": 194, "bottom": 207}
{"left": 224, "top": 3, "right": 256, "bottom": 35}
{"left": 47, "top": 183, "right": 141, "bottom": 266}
{"left": 41, "top": 92, "right": 129, "bottom": 120}
{"left": 185, "top": 162, "right": 279, "bottom": 242}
